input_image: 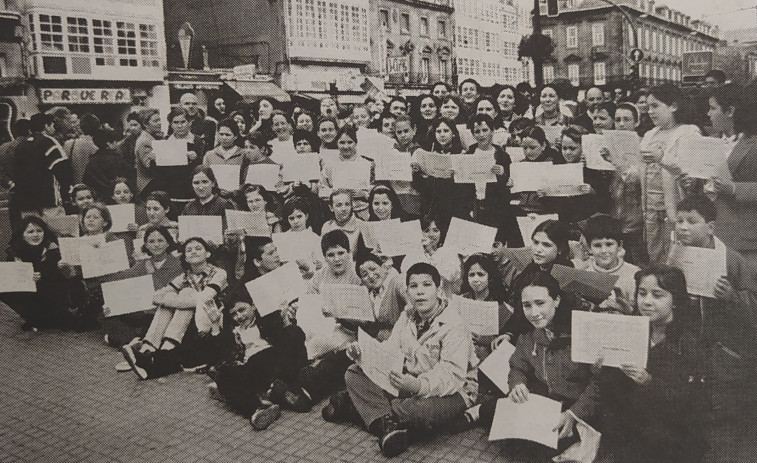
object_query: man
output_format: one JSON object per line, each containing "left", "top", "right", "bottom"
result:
{"left": 574, "top": 86, "right": 604, "bottom": 132}
{"left": 177, "top": 93, "right": 217, "bottom": 148}
{"left": 0, "top": 118, "right": 31, "bottom": 228}
{"left": 64, "top": 113, "right": 100, "bottom": 184}
{"left": 12, "top": 111, "right": 73, "bottom": 216}
{"left": 702, "top": 69, "right": 727, "bottom": 88}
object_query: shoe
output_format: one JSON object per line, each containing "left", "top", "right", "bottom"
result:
{"left": 374, "top": 414, "right": 408, "bottom": 458}
{"left": 268, "top": 379, "right": 313, "bottom": 413}
{"left": 120, "top": 344, "right": 149, "bottom": 380}
{"left": 115, "top": 361, "right": 132, "bottom": 372}
{"left": 207, "top": 382, "right": 225, "bottom": 402}
{"left": 250, "top": 403, "right": 281, "bottom": 431}
{"left": 447, "top": 413, "right": 476, "bottom": 434}
{"left": 322, "top": 390, "right": 354, "bottom": 423}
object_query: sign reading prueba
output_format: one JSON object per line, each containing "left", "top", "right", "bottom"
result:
{"left": 40, "top": 88, "right": 132, "bottom": 104}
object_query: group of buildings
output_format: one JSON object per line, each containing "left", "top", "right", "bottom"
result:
{"left": 0, "top": 0, "right": 741, "bottom": 144}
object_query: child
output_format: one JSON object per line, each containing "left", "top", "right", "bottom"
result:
{"left": 180, "top": 166, "right": 237, "bottom": 224}
{"left": 318, "top": 125, "right": 374, "bottom": 218}
{"left": 391, "top": 115, "right": 422, "bottom": 216}
{"left": 320, "top": 189, "right": 374, "bottom": 259}
{"left": 458, "top": 272, "right": 597, "bottom": 461}
{"left": 269, "top": 110, "right": 294, "bottom": 163}
{"left": 582, "top": 214, "right": 640, "bottom": 312}
{"left": 70, "top": 183, "right": 96, "bottom": 216}
{"left": 513, "top": 126, "right": 559, "bottom": 214}
{"left": 596, "top": 265, "right": 708, "bottom": 462}
{"left": 326, "top": 262, "right": 478, "bottom": 458}
{"left": 158, "top": 107, "right": 204, "bottom": 202}
{"left": 238, "top": 184, "right": 283, "bottom": 234}
{"left": 108, "top": 177, "right": 141, "bottom": 257}
{"left": 367, "top": 184, "right": 403, "bottom": 222}
{"left": 120, "top": 237, "right": 228, "bottom": 380}
{"left": 208, "top": 289, "right": 308, "bottom": 430}
{"left": 585, "top": 102, "right": 617, "bottom": 214}
{"left": 350, "top": 105, "right": 372, "bottom": 129}
{"left": 401, "top": 212, "right": 462, "bottom": 296}
{"left": 307, "top": 229, "right": 362, "bottom": 294}
{"left": 203, "top": 119, "right": 275, "bottom": 190}
{"left": 138, "top": 190, "right": 178, "bottom": 241}
{"left": 354, "top": 251, "right": 406, "bottom": 341}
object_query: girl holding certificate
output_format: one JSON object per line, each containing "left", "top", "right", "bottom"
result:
{"left": 595, "top": 266, "right": 708, "bottom": 463}
{"left": 2, "top": 216, "right": 72, "bottom": 330}
{"left": 181, "top": 166, "right": 237, "bottom": 218}
{"left": 514, "top": 126, "right": 560, "bottom": 214}
{"left": 318, "top": 125, "right": 374, "bottom": 218}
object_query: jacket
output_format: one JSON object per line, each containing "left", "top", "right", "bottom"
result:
{"left": 134, "top": 131, "right": 158, "bottom": 197}
{"left": 83, "top": 148, "right": 133, "bottom": 200}
{"left": 714, "top": 135, "right": 757, "bottom": 253}
{"left": 12, "top": 133, "right": 72, "bottom": 210}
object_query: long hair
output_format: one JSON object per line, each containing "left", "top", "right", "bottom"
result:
{"left": 367, "top": 183, "right": 403, "bottom": 221}
{"left": 9, "top": 216, "right": 56, "bottom": 260}
{"left": 429, "top": 118, "right": 463, "bottom": 154}
{"left": 460, "top": 253, "right": 507, "bottom": 301}
{"left": 189, "top": 165, "right": 220, "bottom": 197}
{"left": 141, "top": 225, "right": 177, "bottom": 257}
{"left": 633, "top": 265, "right": 692, "bottom": 343}
{"left": 532, "top": 219, "right": 571, "bottom": 262}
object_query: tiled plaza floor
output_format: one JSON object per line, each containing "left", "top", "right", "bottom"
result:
{"left": 0, "top": 304, "right": 510, "bottom": 463}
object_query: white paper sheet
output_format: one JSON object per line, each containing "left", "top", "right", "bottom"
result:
{"left": 372, "top": 219, "right": 423, "bottom": 257}
{"left": 272, "top": 230, "right": 321, "bottom": 262}
{"left": 375, "top": 152, "right": 413, "bottom": 182}
{"left": 416, "top": 150, "right": 453, "bottom": 178}
{"left": 582, "top": 134, "right": 616, "bottom": 171}
{"left": 178, "top": 215, "right": 224, "bottom": 244}
{"left": 510, "top": 163, "right": 584, "bottom": 193}
{"left": 153, "top": 139, "right": 189, "bottom": 166}
{"left": 452, "top": 295, "right": 499, "bottom": 336}
{"left": 667, "top": 243, "right": 727, "bottom": 297}
{"left": 107, "top": 204, "right": 136, "bottom": 233}
{"left": 478, "top": 341, "right": 516, "bottom": 394}
{"left": 539, "top": 125, "right": 564, "bottom": 149}
{"left": 332, "top": 161, "right": 371, "bottom": 190}
{"left": 43, "top": 214, "right": 80, "bottom": 237}
{"left": 489, "top": 395, "right": 562, "bottom": 449}
{"left": 457, "top": 124, "right": 476, "bottom": 149}
{"left": 571, "top": 311, "right": 650, "bottom": 368}
{"left": 517, "top": 214, "right": 559, "bottom": 246}
{"left": 677, "top": 135, "right": 732, "bottom": 179}
{"left": 358, "top": 129, "right": 395, "bottom": 160}
{"left": 452, "top": 154, "right": 497, "bottom": 184}
{"left": 245, "top": 263, "right": 307, "bottom": 316}
{"left": 58, "top": 234, "right": 107, "bottom": 265}
{"left": 297, "top": 294, "right": 354, "bottom": 360}
{"left": 0, "top": 262, "right": 36, "bottom": 293}
{"left": 493, "top": 128, "right": 510, "bottom": 147}
{"left": 358, "top": 328, "right": 404, "bottom": 396}
{"left": 444, "top": 217, "right": 497, "bottom": 255}
{"left": 102, "top": 275, "right": 155, "bottom": 317}
{"left": 281, "top": 154, "right": 321, "bottom": 182}
{"left": 79, "top": 239, "right": 130, "bottom": 279}
{"left": 507, "top": 146, "right": 526, "bottom": 163}
{"left": 210, "top": 165, "right": 241, "bottom": 191}
{"left": 225, "top": 210, "right": 271, "bottom": 237}
{"left": 321, "top": 283, "right": 375, "bottom": 321}
{"left": 244, "top": 164, "right": 281, "bottom": 190}
{"left": 603, "top": 130, "right": 641, "bottom": 171}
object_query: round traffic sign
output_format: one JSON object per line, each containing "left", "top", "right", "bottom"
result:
{"left": 630, "top": 48, "right": 644, "bottom": 63}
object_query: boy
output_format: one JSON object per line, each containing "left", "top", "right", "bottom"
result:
{"left": 668, "top": 194, "right": 757, "bottom": 460}
{"left": 582, "top": 214, "right": 640, "bottom": 312}
{"left": 325, "top": 262, "right": 478, "bottom": 458}
{"left": 242, "top": 236, "right": 283, "bottom": 282}
{"left": 355, "top": 252, "right": 406, "bottom": 341}
{"left": 320, "top": 189, "right": 374, "bottom": 259}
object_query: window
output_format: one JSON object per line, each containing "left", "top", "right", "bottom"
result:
{"left": 420, "top": 17, "right": 428, "bottom": 36}
{"left": 421, "top": 57, "right": 430, "bottom": 83}
{"left": 140, "top": 24, "right": 159, "bottom": 67}
{"left": 543, "top": 64, "right": 555, "bottom": 83}
{"left": 439, "top": 57, "right": 448, "bottom": 80}
{"left": 652, "top": 30, "right": 657, "bottom": 52}
{"left": 568, "top": 63, "right": 580, "bottom": 86}
{"left": 116, "top": 21, "right": 137, "bottom": 67}
{"left": 39, "top": 14, "right": 64, "bottom": 51}
{"left": 92, "top": 19, "right": 114, "bottom": 66}
{"left": 665, "top": 34, "right": 671, "bottom": 55}
{"left": 566, "top": 26, "right": 577, "bottom": 48}
{"left": 592, "top": 23, "right": 605, "bottom": 46}
{"left": 67, "top": 17, "right": 89, "bottom": 53}
{"left": 438, "top": 20, "right": 446, "bottom": 39}
{"left": 379, "top": 9, "right": 390, "bottom": 32}
{"left": 644, "top": 28, "right": 650, "bottom": 50}
{"left": 593, "top": 61, "right": 606, "bottom": 85}
{"left": 400, "top": 13, "right": 409, "bottom": 34}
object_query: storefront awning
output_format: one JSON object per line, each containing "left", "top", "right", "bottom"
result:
{"left": 225, "top": 80, "right": 290, "bottom": 102}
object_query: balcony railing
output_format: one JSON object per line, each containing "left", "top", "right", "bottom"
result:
{"left": 383, "top": 71, "right": 451, "bottom": 87}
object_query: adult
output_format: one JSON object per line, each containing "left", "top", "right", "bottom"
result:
{"left": 178, "top": 93, "right": 217, "bottom": 148}
{"left": 114, "top": 111, "right": 142, "bottom": 181}
{"left": 209, "top": 96, "right": 227, "bottom": 122}
{"left": 83, "top": 128, "right": 133, "bottom": 201}
{"left": 702, "top": 69, "right": 727, "bottom": 89}
{"left": 158, "top": 107, "right": 205, "bottom": 201}
{"left": 0, "top": 118, "right": 30, "bottom": 228}
{"left": 64, "top": 113, "right": 101, "bottom": 184}
{"left": 458, "top": 78, "right": 481, "bottom": 120}
{"left": 431, "top": 82, "right": 451, "bottom": 100}
{"left": 573, "top": 86, "right": 604, "bottom": 132}
{"left": 134, "top": 108, "right": 163, "bottom": 202}
{"left": 534, "top": 84, "right": 571, "bottom": 128}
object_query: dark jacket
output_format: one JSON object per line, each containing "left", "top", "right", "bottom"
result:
{"left": 12, "top": 134, "right": 72, "bottom": 210}
{"left": 83, "top": 148, "right": 134, "bottom": 200}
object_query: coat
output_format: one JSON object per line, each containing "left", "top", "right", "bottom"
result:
{"left": 714, "top": 135, "right": 757, "bottom": 253}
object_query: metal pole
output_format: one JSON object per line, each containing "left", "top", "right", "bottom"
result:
{"left": 533, "top": 0, "right": 544, "bottom": 86}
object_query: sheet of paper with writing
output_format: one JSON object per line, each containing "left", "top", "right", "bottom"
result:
{"left": 79, "top": 239, "right": 130, "bottom": 279}
{"left": 582, "top": 134, "right": 616, "bottom": 171}
{"left": 358, "top": 328, "right": 404, "bottom": 396}
{"left": 452, "top": 154, "right": 497, "bottom": 184}
{"left": 510, "top": 163, "right": 583, "bottom": 193}
{"left": 452, "top": 295, "right": 499, "bottom": 336}
{"left": 321, "top": 284, "right": 375, "bottom": 321}
{"left": 244, "top": 164, "right": 281, "bottom": 191}
{"left": 281, "top": 154, "right": 321, "bottom": 182}
{"left": 225, "top": 210, "right": 271, "bottom": 237}
{"left": 667, "top": 243, "right": 727, "bottom": 297}
{"left": 445, "top": 217, "right": 497, "bottom": 255}
{"left": 603, "top": 130, "right": 641, "bottom": 171}
{"left": 0, "top": 262, "right": 36, "bottom": 293}
{"left": 245, "top": 263, "right": 306, "bottom": 316}
{"left": 677, "top": 135, "right": 732, "bottom": 179}
{"left": 489, "top": 395, "right": 562, "bottom": 448}
{"left": 58, "top": 234, "right": 107, "bottom": 265}
{"left": 571, "top": 311, "right": 650, "bottom": 368}
{"left": 375, "top": 152, "right": 413, "bottom": 182}
{"left": 210, "top": 165, "right": 241, "bottom": 191}
{"left": 102, "top": 275, "right": 155, "bottom": 317}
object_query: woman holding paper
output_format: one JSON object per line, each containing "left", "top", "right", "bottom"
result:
{"left": 493, "top": 84, "right": 530, "bottom": 131}
{"left": 137, "top": 191, "right": 179, "bottom": 244}
{"left": 456, "top": 271, "right": 597, "bottom": 461}
{"left": 2, "top": 216, "right": 72, "bottom": 330}
{"left": 180, "top": 166, "right": 238, "bottom": 219}
{"left": 157, "top": 107, "right": 204, "bottom": 202}
{"left": 595, "top": 265, "right": 708, "bottom": 463}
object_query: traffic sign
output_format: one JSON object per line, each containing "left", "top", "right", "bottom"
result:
{"left": 630, "top": 48, "right": 644, "bottom": 63}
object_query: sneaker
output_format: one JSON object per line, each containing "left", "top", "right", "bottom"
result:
{"left": 120, "top": 344, "right": 149, "bottom": 380}
{"left": 207, "top": 382, "right": 225, "bottom": 402}
{"left": 250, "top": 403, "right": 281, "bottom": 431}
{"left": 373, "top": 415, "right": 408, "bottom": 458}
{"left": 447, "top": 412, "right": 476, "bottom": 434}
{"left": 115, "top": 361, "right": 132, "bottom": 373}
{"left": 322, "top": 390, "right": 354, "bottom": 423}
{"left": 268, "top": 379, "right": 313, "bottom": 413}
{"left": 21, "top": 322, "right": 38, "bottom": 332}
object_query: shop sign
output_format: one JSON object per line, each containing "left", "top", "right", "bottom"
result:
{"left": 40, "top": 88, "right": 132, "bottom": 104}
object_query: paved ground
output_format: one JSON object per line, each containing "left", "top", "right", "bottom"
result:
{"left": 0, "top": 304, "right": 510, "bottom": 463}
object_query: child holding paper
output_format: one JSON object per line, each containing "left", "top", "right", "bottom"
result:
{"left": 238, "top": 184, "right": 283, "bottom": 234}
{"left": 208, "top": 288, "right": 308, "bottom": 430}
{"left": 320, "top": 189, "right": 374, "bottom": 259}
{"left": 203, "top": 119, "right": 275, "bottom": 191}
{"left": 401, "top": 213, "right": 462, "bottom": 297}
{"left": 121, "top": 237, "right": 227, "bottom": 380}
{"left": 108, "top": 177, "right": 140, "bottom": 258}
{"left": 596, "top": 265, "right": 709, "bottom": 463}
{"left": 325, "top": 262, "right": 478, "bottom": 458}
{"left": 514, "top": 126, "right": 560, "bottom": 214}
{"left": 390, "top": 115, "right": 423, "bottom": 217}
{"left": 69, "top": 183, "right": 96, "bottom": 217}
{"left": 158, "top": 107, "right": 204, "bottom": 202}
{"left": 318, "top": 125, "right": 374, "bottom": 218}
{"left": 180, "top": 166, "right": 238, "bottom": 224}
{"left": 667, "top": 195, "right": 757, "bottom": 456}
{"left": 1, "top": 216, "right": 73, "bottom": 330}
{"left": 138, "top": 191, "right": 178, "bottom": 242}
{"left": 457, "top": 272, "right": 597, "bottom": 461}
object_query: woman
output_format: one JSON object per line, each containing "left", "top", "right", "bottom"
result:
{"left": 249, "top": 98, "right": 276, "bottom": 141}
{"left": 431, "top": 81, "right": 451, "bottom": 100}
{"left": 269, "top": 110, "right": 295, "bottom": 163}
{"left": 534, "top": 84, "right": 571, "bottom": 128}
{"left": 458, "top": 78, "right": 481, "bottom": 120}
{"left": 639, "top": 83, "right": 700, "bottom": 264}
{"left": 1, "top": 216, "right": 72, "bottom": 330}
{"left": 295, "top": 110, "right": 316, "bottom": 135}
{"left": 596, "top": 265, "right": 708, "bottom": 463}
{"left": 494, "top": 84, "right": 530, "bottom": 130}
{"left": 181, "top": 166, "right": 238, "bottom": 225}
{"left": 229, "top": 110, "right": 249, "bottom": 146}
{"left": 439, "top": 94, "right": 466, "bottom": 126}
{"left": 318, "top": 125, "right": 374, "bottom": 218}
{"left": 159, "top": 107, "right": 204, "bottom": 202}
{"left": 316, "top": 117, "right": 340, "bottom": 152}
{"left": 411, "top": 94, "right": 440, "bottom": 149}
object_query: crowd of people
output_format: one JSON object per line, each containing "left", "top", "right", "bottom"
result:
{"left": 1, "top": 73, "right": 756, "bottom": 462}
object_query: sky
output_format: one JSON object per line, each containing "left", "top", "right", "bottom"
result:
{"left": 644, "top": 0, "right": 756, "bottom": 31}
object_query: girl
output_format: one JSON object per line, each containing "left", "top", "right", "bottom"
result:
{"left": 121, "top": 237, "right": 228, "bottom": 380}
{"left": 205, "top": 119, "right": 273, "bottom": 191}
{"left": 1, "top": 216, "right": 72, "bottom": 330}
{"left": 318, "top": 125, "right": 374, "bottom": 218}
{"left": 367, "top": 184, "right": 403, "bottom": 222}
{"left": 70, "top": 183, "right": 96, "bottom": 216}
{"left": 640, "top": 84, "right": 700, "bottom": 264}
{"left": 459, "top": 253, "right": 510, "bottom": 360}
{"left": 439, "top": 94, "right": 465, "bottom": 126}
{"left": 108, "top": 177, "right": 141, "bottom": 258}
{"left": 459, "top": 272, "right": 597, "bottom": 462}
{"left": 596, "top": 265, "right": 708, "bottom": 463}
{"left": 316, "top": 116, "right": 340, "bottom": 152}
{"left": 249, "top": 98, "right": 276, "bottom": 141}
{"left": 515, "top": 126, "right": 560, "bottom": 214}
{"left": 160, "top": 107, "right": 204, "bottom": 202}
{"left": 295, "top": 110, "right": 316, "bottom": 134}
{"left": 269, "top": 110, "right": 295, "bottom": 163}
{"left": 239, "top": 184, "right": 283, "bottom": 234}
{"left": 106, "top": 225, "right": 184, "bottom": 351}
{"left": 138, "top": 190, "right": 179, "bottom": 243}
{"left": 411, "top": 94, "right": 439, "bottom": 148}
{"left": 401, "top": 213, "right": 462, "bottom": 296}
{"left": 279, "top": 197, "right": 322, "bottom": 265}
{"left": 181, "top": 166, "right": 237, "bottom": 221}
{"left": 350, "top": 105, "right": 372, "bottom": 129}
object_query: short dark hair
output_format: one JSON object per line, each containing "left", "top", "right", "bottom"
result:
{"left": 356, "top": 251, "right": 384, "bottom": 276}
{"left": 217, "top": 118, "right": 240, "bottom": 137}
{"left": 616, "top": 102, "right": 639, "bottom": 122}
{"left": 92, "top": 127, "right": 119, "bottom": 149}
{"left": 335, "top": 124, "right": 358, "bottom": 144}
{"left": 393, "top": 114, "right": 415, "bottom": 129}
{"left": 704, "top": 69, "right": 727, "bottom": 85}
{"left": 521, "top": 270, "right": 561, "bottom": 300}
{"left": 180, "top": 237, "right": 213, "bottom": 269}
{"left": 80, "top": 202, "right": 113, "bottom": 231}
{"left": 141, "top": 225, "right": 177, "bottom": 256}
{"left": 467, "top": 113, "right": 495, "bottom": 132}
{"left": 29, "top": 113, "right": 54, "bottom": 132}
{"left": 583, "top": 213, "right": 623, "bottom": 244}
{"left": 677, "top": 194, "right": 716, "bottom": 223}
{"left": 71, "top": 183, "right": 95, "bottom": 202}
{"left": 596, "top": 102, "right": 616, "bottom": 119}
{"left": 406, "top": 262, "right": 441, "bottom": 287}
{"left": 247, "top": 236, "right": 274, "bottom": 261}
{"left": 145, "top": 190, "right": 172, "bottom": 212}
{"left": 321, "top": 229, "right": 350, "bottom": 255}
